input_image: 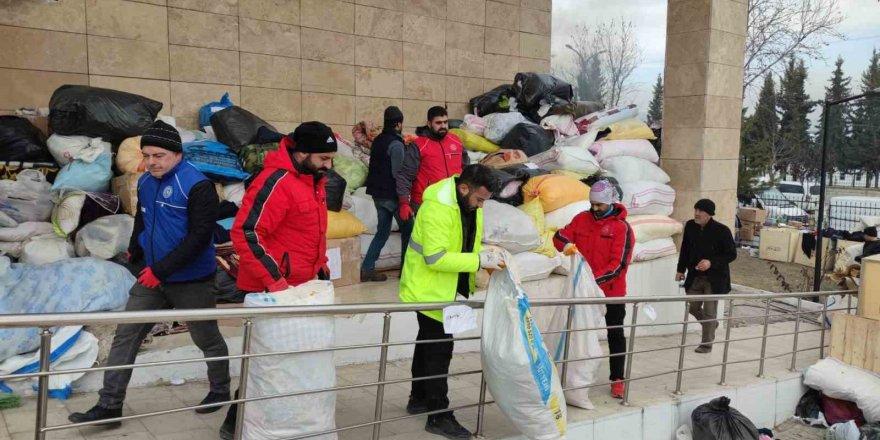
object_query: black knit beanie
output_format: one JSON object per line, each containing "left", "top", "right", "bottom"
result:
{"left": 291, "top": 121, "right": 337, "bottom": 154}
{"left": 694, "top": 199, "right": 716, "bottom": 216}
{"left": 141, "top": 120, "right": 182, "bottom": 153}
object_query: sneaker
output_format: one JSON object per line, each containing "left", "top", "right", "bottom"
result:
{"left": 425, "top": 414, "right": 472, "bottom": 439}
{"left": 406, "top": 397, "right": 428, "bottom": 415}
{"left": 695, "top": 345, "right": 713, "bottom": 354}
{"left": 68, "top": 405, "right": 122, "bottom": 428}
{"left": 195, "top": 391, "right": 230, "bottom": 414}
{"left": 610, "top": 380, "right": 626, "bottom": 399}
{"left": 360, "top": 270, "right": 388, "bottom": 282}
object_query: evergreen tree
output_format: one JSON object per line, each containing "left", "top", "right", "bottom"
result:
{"left": 777, "top": 57, "right": 815, "bottom": 180}
{"left": 647, "top": 74, "right": 663, "bottom": 127}
{"left": 818, "top": 56, "right": 853, "bottom": 176}
{"left": 739, "top": 73, "right": 777, "bottom": 195}
{"left": 851, "top": 49, "right": 880, "bottom": 187}
{"left": 577, "top": 55, "right": 606, "bottom": 105}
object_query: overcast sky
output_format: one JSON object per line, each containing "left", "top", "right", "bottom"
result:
{"left": 550, "top": 0, "right": 880, "bottom": 122}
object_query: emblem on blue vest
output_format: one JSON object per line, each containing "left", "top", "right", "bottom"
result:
{"left": 162, "top": 185, "right": 173, "bottom": 199}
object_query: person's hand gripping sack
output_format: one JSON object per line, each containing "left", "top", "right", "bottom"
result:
{"left": 479, "top": 248, "right": 506, "bottom": 272}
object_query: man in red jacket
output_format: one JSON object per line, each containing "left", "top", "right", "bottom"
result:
{"left": 553, "top": 179, "right": 634, "bottom": 399}
{"left": 221, "top": 121, "right": 336, "bottom": 439}
{"left": 397, "top": 106, "right": 468, "bottom": 214}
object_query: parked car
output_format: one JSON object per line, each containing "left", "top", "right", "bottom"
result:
{"left": 776, "top": 180, "right": 816, "bottom": 212}
{"left": 754, "top": 188, "right": 809, "bottom": 224}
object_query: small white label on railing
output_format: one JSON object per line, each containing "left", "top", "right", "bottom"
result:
{"left": 443, "top": 305, "right": 477, "bottom": 334}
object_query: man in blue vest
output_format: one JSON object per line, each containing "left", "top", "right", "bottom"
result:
{"left": 361, "top": 106, "right": 415, "bottom": 281}
{"left": 69, "top": 120, "right": 231, "bottom": 427}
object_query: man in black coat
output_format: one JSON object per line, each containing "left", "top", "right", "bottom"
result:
{"left": 676, "top": 199, "right": 737, "bottom": 353}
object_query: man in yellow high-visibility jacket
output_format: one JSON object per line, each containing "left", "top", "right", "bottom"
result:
{"left": 399, "top": 164, "right": 504, "bottom": 439}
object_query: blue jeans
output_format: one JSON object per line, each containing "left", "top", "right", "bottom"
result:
{"left": 361, "top": 198, "right": 413, "bottom": 272}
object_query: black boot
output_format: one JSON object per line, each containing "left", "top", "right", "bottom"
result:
{"left": 360, "top": 270, "right": 388, "bottom": 282}
{"left": 406, "top": 396, "right": 428, "bottom": 415}
{"left": 219, "top": 396, "right": 238, "bottom": 440}
{"left": 68, "top": 405, "right": 122, "bottom": 428}
{"left": 426, "top": 414, "right": 471, "bottom": 439}
{"left": 195, "top": 391, "right": 230, "bottom": 414}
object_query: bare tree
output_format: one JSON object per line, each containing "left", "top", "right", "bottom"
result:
{"left": 743, "top": 0, "right": 844, "bottom": 94}
{"left": 594, "top": 19, "right": 643, "bottom": 107}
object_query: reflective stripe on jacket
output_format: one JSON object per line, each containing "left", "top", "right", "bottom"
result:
{"left": 399, "top": 177, "right": 483, "bottom": 322}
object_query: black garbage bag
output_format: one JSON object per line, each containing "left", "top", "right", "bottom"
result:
{"left": 449, "top": 119, "right": 463, "bottom": 129}
{"left": 500, "top": 163, "right": 549, "bottom": 181}
{"left": 325, "top": 169, "right": 346, "bottom": 212}
{"left": 513, "top": 73, "right": 573, "bottom": 121}
{"left": 862, "top": 422, "right": 880, "bottom": 440}
{"left": 0, "top": 116, "right": 51, "bottom": 162}
{"left": 488, "top": 168, "right": 524, "bottom": 206}
{"left": 794, "top": 389, "right": 825, "bottom": 426}
{"left": 49, "top": 85, "right": 163, "bottom": 144}
{"left": 548, "top": 100, "right": 605, "bottom": 119}
{"left": 469, "top": 84, "right": 513, "bottom": 117}
{"left": 210, "top": 106, "right": 277, "bottom": 153}
{"left": 500, "top": 123, "right": 554, "bottom": 157}
{"left": 691, "top": 396, "right": 759, "bottom": 440}
{"left": 253, "top": 125, "right": 283, "bottom": 144}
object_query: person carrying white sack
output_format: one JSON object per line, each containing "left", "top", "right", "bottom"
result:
{"left": 399, "top": 164, "right": 504, "bottom": 439}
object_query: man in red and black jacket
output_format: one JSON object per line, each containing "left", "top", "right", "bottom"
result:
{"left": 220, "top": 121, "right": 337, "bottom": 439}
{"left": 397, "top": 106, "right": 469, "bottom": 213}
{"left": 553, "top": 179, "right": 634, "bottom": 399}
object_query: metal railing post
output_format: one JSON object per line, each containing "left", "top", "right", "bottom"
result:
{"left": 719, "top": 299, "right": 734, "bottom": 386}
{"left": 789, "top": 298, "right": 803, "bottom": 372}
{"left": 673, "top": 302, "right": 691, "bottom": 395}
{"left": 819, "top": 294, "right": 830, "bottom": 358}
{"left": 234, "top": 319, "right": 253, "bottom": 440}
{"left": 34, "top": 328, "right": 52, "bottom": 440}
{"left": 621, "top": 303, "right": 639, "bottom": 406}
{"left": 371, "top": 313, "right": 392, "bottom": 440}
{"left": 757, "top": 299, "right": 772, "bottom": 378}
{"left": 559, "top": 304, "right": 574, "bottom": 387}
{"left": 475, "top": 375, "right": 488, "bottom": 436}
{"left": 846, "top": 292, "right": 853, "bottom": 314}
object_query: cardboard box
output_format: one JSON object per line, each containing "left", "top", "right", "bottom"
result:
{"left": 829, "top": 313, "right": 880, "bottom": 373}
{"left": 739, "top": 222, "right": 761, "bottom": 242}
{"left": 738, "top": 207, "right": 767, "bottom": 224}
{"left": 759, "top": 227, "right": 800, "bottom": 262}
{"left": 793, "top": 232, "right": 832, "bottom": 267}
{"left": 859, "top": 254, "right": 880, "bottom": 321}
{"left": 112, "top": 172, "right": 142, "bottom": 215}
{"left": 326, "top": 236, "right": 361, "bottom": 288}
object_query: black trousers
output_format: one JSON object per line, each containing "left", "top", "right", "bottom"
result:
{"left": 410, "top": 312, "right": 454, "bottom": 415}
{"left": 605, "top": 304, "right": 627, "bottom": 381}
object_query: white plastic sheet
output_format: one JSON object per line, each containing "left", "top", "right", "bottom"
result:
{"left": 482, "top": 255, "right": 567, "bottom": 439}
{"left": 243, "top": 281, "right": 337, "bottom": 439}
{"left": 543, "top": 255, "right": 606, "bottom": 409}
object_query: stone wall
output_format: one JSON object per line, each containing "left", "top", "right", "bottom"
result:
{"left": 0, "top": 0, "right": 551, "bottom": 135}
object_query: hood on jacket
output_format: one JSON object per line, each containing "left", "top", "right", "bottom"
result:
{"left": 262, "top": 135, "right": 297, "bottom": 172}
{"left": 421, "top": 176, "right": 459, "bottom": 209}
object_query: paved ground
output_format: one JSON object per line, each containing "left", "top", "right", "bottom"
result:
{"left": 0, "top": 317, "right": 827, "bottom": 440}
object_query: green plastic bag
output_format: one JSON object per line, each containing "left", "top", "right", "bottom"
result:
{"left": 333, "top": 155, "right": 368, "bottom": 193}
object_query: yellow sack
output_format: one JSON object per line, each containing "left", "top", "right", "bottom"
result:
{"left": 116, "top": 136, "right": 145, "bottom": 174}
{"left": 550, "top": 169, "right": 589, "bottom": 180}
{"left": 522, "top": 175, "right": 590, "bottom": 213}
{"left": 605, "top": 118, "right": 657, "bottom": 141}
{"left": 450, "top": 128, "right": 500, "bottom": 153}
{"left": 519, "top": 198, "right": 545, "bottom": 232}
{"left": 534, "top": 229, "right": 559, "bottom": 258}
{"left": 327, "top": 210, "right": 366, "bottom": 239}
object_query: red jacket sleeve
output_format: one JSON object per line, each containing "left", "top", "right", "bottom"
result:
{"left": 553, "top": 214, "right": 581, "bottom": 251}
{"left": 231, "top": 169, "right": 291, "bottom": 290}
{"left": 595, "top": 220, "right": 634, "bottom": 285}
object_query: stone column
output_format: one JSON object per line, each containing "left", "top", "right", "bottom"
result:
{"left": 661, "top": 0, "right": 748, "bottom": 229}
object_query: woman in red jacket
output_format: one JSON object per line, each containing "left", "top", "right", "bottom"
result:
{"left": 553, "top": 179, "right": 635, "bottom": 399}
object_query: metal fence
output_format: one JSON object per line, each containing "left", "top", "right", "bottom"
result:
{"left": 0, "top": 289, "right": 858, "bottom": 440}
{"left": 742, "top": 195, "right": 880, "bottom": 232}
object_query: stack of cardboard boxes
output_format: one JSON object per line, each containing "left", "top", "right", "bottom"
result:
{"left": 829, "top": 253, "right": 880, "bottom": 372}
{"left": 738, "top": 207, "right": 767, "bottom": 242}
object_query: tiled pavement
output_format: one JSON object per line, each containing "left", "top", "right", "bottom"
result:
{"left": 0, "top": 319, "right": 826, "bottom": 440}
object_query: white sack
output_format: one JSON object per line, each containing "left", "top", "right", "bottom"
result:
{"left": 222, "top": 183, "right": 245, "bottom": 207}
{"left": 620, "top": 182, "right": 676, "bottom": 216}
{"left": 482, "top": 200, "right": 542, "bottom": 254}
{"left": 555, "top": 130, "right": 598, "bottom": 149}
{"left": 20, "top": 234, "right": 74, "bottom": 265}
{"left": 359, "top": 233, "right": 402, "bottom": 270}
{"left": 0, "top": 222, "right": 54, "bottom": 242}
{"left": 545, "top": 201, "right": 590, "bottom": 230}
{"left": 540, "top": 115, "right": 579, "bottom": 139}
{"left": 529, "top": 147, "right": 600, "bottom": 176}
{"left": 243, "top": 281, "right": 337, "bottom": 439}
{"left": 51, "top": 191, "right": 86, "bottom": 237}
{"left": 74, "top": 214, "right": 134, "bottom": 259}
{"left": 589, "top": 139, "right": 659, "bottom": 164}
{"left": 628, "top": 215, "right": 684, "bottom": 243}
{"left": 484, "top": 112, "right": 532, "bottom": 143}
{"left": 0, "top": 241, "right": 23, "bottom": 258}
{"left": 482, "top": 255, "right": 567, "bottom": 440}
{"left": 0, "top": 169, "right": 54, "bottom": 223}
{"left": 803, "top": 357, "right": 880, "bottom": 423}
{"left": 601, "top": 156, "right": 670, "bottom": 184}
{"left": 632, "top": 238, "right": 677, "bottom": 262}
{"left": 47, "top": 135, "right": 110, "bottom": 166}
{"left": 826, "top": 421, "right": 860, "bottom": 440}
{"left": 0, "top": 327, "right": 99, "bottom": 398}
{"left": 512, "top": 252, "right": 562, "bottom": 282}
{"left": 835, "top": 242, "right": 864, "bottom": 273}
{"left": 462, "top": 114, "right": 487, "bottom": 136}
{"left": 575, "top": 105, "right": 638, "bottom": 133}
{"left": 0, "top": 211, "right": 17, "bottom": 228}
{"left": 348, "top": 188, "right": 398, "bottom": 234}
{"left": 543, "top": 255, "right": 606, "bottom": 409}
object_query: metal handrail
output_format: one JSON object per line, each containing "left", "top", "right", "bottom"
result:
{"left": 0, "top": 288, "right": 855, "bottom": 440}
